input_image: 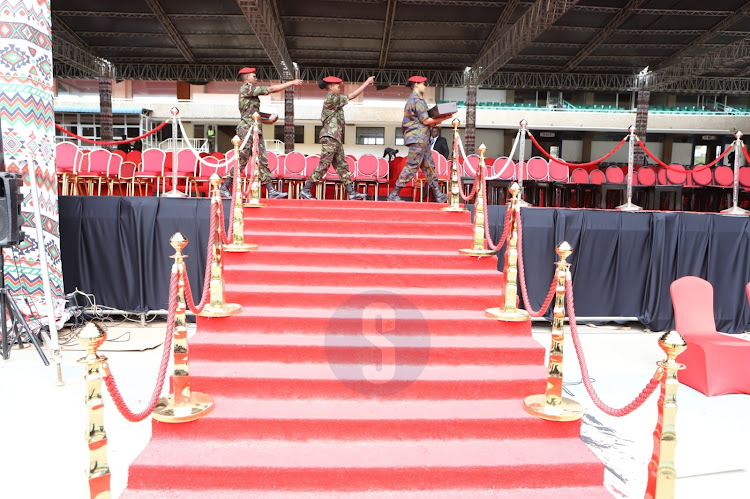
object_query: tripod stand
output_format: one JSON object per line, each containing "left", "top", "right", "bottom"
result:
{"left": 0, "top": 255, "right": 49, "bottom": 365}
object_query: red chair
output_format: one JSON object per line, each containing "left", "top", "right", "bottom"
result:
{"left": 324, "top": 163, "right": 343, "bottom": 200}
{"left": 113, "top": 159, "right": 138, "bottom": 196}
{"left": 670, "top": 276, "right": 750, "bottom": 396}
{"left": 75, "top": 149, "right": 111, "bottom": 196}
{"left": 194, "top": 156, "right": 222, "bottom": 197}
{"left": 126, "top": 150, "right": 142, "bottom": 168}
{"left": 589, "top": 169, "right": 605, "bottom": 184}
{"left": 713, "top": 165, "right": 734, "bottom": 210}
{"left": 281, "top": 151, "right": 307, "bottom": 198}
{"left": 377, "top": 157, "right": 390, "bottom": 198}
{"left": 55, "top": 142, "right": 82, "bottom": 195}
{"left": 162, "top": 149, "right": 198, "bottom": 196}
{"left": 135, "top": 148, "right": 165, "bottom": 196}
{"left": 354, "top": 154, "right": 379, "bottom": 200}
{"left": 103, "top": 152, "right": 123, "bottom": 195}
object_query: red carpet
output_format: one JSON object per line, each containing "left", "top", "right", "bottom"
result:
{"left": 122, "top": 199, "right": 609, "bottom": 497}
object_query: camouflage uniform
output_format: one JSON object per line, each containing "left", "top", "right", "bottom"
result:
{"left": 308, "top": 92, "right": 354, "bottom": 185}
{"left": 396, "top": 91, "right": 437, "bottom": 186}
{"left": 237, "top": 82, "right": 272, "bottom": 183}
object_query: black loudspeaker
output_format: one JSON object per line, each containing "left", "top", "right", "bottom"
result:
{"left": 0, "top": 173, "right": 24, "bottom": 248}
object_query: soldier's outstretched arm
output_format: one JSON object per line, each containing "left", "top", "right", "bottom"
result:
{"left": 347, "top": 76, "right": 376, "bottom": 100}
{"left": 268, "top": 79, "right": 304, "bottom": 93}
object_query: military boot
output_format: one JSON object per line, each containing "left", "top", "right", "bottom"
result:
{"left": 387, "top": 184, "right": 406, "bottom": 202}
{"left": 430, "top": 179, "right": 449, "bottom": 203}
{"left": 346, "top": 183, "right": 367, "bottom": 200}
{"left": 299, "top": 180, "right": 315, "bottom": 200}
{"left": 265, "top": 182, "right": 288, "bottom": 199}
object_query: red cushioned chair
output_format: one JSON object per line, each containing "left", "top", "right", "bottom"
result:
{"left": 525, "top": 156, "right": 550, "bottom": 206}
{"left": 134, "top": 148, "right": 165, "bottom": 196}
{"left": 281, "top": 151, "right": 307, "bottom": 199}
{"left": 633, "top": 166, "right": 656, "bottom": 209}
{"left": 670, "top": 276, "right": 750, "bottom": 396}
{"left": 655, "top": 164, "right": 685, "bottom": 211}
{"left": 600, "top": 166, "right": 626, "bottom": 208}
{"left": 55, "top": 142, "right": 82, "bottom": 195}
{"left": 713, "top": 165, "right": 734, "bottom": 211}
{"left": 354, "top": 153, "right": 379, "bottom": 200}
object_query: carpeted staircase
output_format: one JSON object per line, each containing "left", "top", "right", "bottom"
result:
{"left": 122, "top": 199, "right": 610, "bottom": 498}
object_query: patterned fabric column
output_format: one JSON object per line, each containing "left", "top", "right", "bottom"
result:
{"left": 0, "top": 1, "right": 64, "bottom": 315}
{"left": 465, "top": 83, "right": 477, "bottom": 155}
{"left": 284, "top": 86, "right": 294, "bottom": 153}
{"left": 98, "top": 76, "right": 113, "bottom": 147}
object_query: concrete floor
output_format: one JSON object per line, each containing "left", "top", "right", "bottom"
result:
{"left": 1, "top": 319, "right": 748, "bottom": 498}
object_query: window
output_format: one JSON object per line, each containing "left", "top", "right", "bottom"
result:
{"left": 395, "top": 128, "right": 404, "bottom": 146}
{"left": 315, "top": 125, "right": 346, "bottom": 144}
{"left": 356, "top": 127, "right": 384, "bottom": 145}
{"left": 274, "top": 125, "right": 304, "bottom": 143}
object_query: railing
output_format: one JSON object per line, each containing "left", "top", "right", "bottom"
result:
{"left": 159, "top": 138, "right": 208, "bottom": 152}
{"left": 264, "top": 139, "right": 284, "bottom": 154}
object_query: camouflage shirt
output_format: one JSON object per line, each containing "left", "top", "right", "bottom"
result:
{"left": 238, "top": 83, "right": 269, "bottom": 128}
{"left": 402, "top": 91, "right": 429, "bottom": 146}
{"left": 319, "top": 92, "right": 349, "bottom": 143}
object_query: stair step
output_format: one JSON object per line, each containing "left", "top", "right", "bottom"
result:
{"left": 126, "top": 438, "right": 604, "bottom": 492}
{"left": 149, "top": 397, "right": 579, "bottom": 441}
{"left": 189, "top": 332, "right": 544, "bottom": 365}
{"left": 197, "top": 307, "right": 531, "bottom": 337}
{"left": 222, "top": 263, "right": 502, "bottom": 288}
{"left": 239, "top": 232, "right": 468, "bottom": 251}
{"left": 225, "top": 247, "right": 500, "bottom": 270}
{"left": 189, "top": 360, "right": 546, "bottom": 399}
{"left": 224, "top": 285, "right": 502, "bottom": 310}
{"left": 123, "top": 486, "right": 613, "bottom": 499}
{"left": 241, "top": 217, "right": 472, "bottom": 236}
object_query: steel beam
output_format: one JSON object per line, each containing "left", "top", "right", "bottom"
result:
{"left": 563, "top": 0, "right": 647, "bottom": 72}
{"left": 378, "top": 0, "right": 398, "bottom": 67}
{"left": 473, "top": 0, "right": 580, "bottom": 83}
{"left": 52, "top": 33, "right": 114, "bottom": 79}
{"left": 237, "top": 0, "right": 294, "bottom": 79}
{"left": 476, "top": 0, "right": 520, "bottom": 61}
{"left": 144, "top": 0, "right": 195, "bottom": 63}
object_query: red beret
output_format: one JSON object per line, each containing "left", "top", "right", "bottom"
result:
{"left": 408, "top": 75, "right": 427, "bottom": 83}
{"left": 238, "top": 67, "right": 256, "bottom": 75}
{"left": 322, "top": 76, "right": 343, "bottom": 84}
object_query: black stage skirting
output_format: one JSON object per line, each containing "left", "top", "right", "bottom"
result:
{"left": 59, "top": 197, "right": 750, "bottom": 333}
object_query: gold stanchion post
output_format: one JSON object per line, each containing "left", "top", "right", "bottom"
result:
{"left": 224, "top": 136, "right": 258, "bottom": 252}
{"left": 77, "top": 323, "right": 111, "bottom": 499}
{"left": 243, "top": 112, "right": 267, "bottom": 208}
{"left": 458, "top": 144, "right": 495, "bottom": 257}
{"left": 486, "top": 183, "right": 530, "bottom": 321}
{"left": 153, "top": 233, "right": 215, "bottom": 422}
{"left": 645, "top": 330, "right": 687, "bottom": 499}
{"left": 522, "top": 242, "right": 583, "bottom": 421}
{"left": 440, "top": 118, "right": 468, "bottom": 213}
{"left": 199, "top": 175, "right": 242, "bottom": 317}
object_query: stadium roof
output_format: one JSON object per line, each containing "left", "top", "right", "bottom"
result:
{"left": 51, "top": 0, "right": 750, "bottom": 93}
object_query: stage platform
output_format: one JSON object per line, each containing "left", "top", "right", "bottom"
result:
{"left": 59, "top": 196, "right": 750, "bottom": 333}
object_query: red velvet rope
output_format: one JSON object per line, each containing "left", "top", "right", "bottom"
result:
{"left": 527, "top": 132, "right": 627, "bottom": 168}
{"left": 55, "top": 121, "right": 169, "bottom": 146}
{"left": 217, "top": 197, "right": 233, "bottom": 246}
{"left": 102, "top": 272, "right": 177, "bottom": 422}
{"left": 515, "top": 210, "right": 558, "bottom": 317}
{"left": 242, "top": 126, "right": 260, "bottom": 199}
{"left": 565, "top": 279, "right": 662, "bottom": 416}
{"left": 184, "top": 202, "right": 218, "bottom": 314}
{"left": 637, "top": 138, "right": 733, "bottom": 173}
{"left": 743, "top": 145, "right": 750, "bottom": 164}
{"left": 481, "top": 175, "right": 512, "bottom": 251}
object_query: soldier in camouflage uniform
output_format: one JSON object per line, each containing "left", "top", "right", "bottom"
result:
{"left": 220, "top": 67, "right": 303, "bottom": 198}
{"left": 388, "top": 75, "right": 450, "bottom": 203}
{"left": 299, "top": 75, "right": 375, "bottom": 201}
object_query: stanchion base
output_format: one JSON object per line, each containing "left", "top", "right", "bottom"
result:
{"left": 162, "top": 189, "right": 186, "bottom": 198}
{"left": 485, "top": 306, "right": 531, "bottom": 322}
{"left": 88, "top": 472, "right": 112, "bottom": 499}
{"left": 616, "top": 201, "right": 642, "bottom": 211}
{"left": 721, "top": 205, "right": 749, "bottom": 216}
{"left": 198, "top": 302, "right": 242, "bottom": 317}
{"left": 243, "top": 200, "right": 267, "bottom": 208}
{"left": 440, "top": 205, "right": 468, "bottom": 212}
{"left": 523, "top": 393, "right": 584, "bottom": 422}
{"left": 152, "top": 391, "right": 215, "bottom": 423}
{"left": 223, "top": 243, "right": 258, "bottom": 252}
{"left": 458, "top": 248, "right": 496, "bottom": 257}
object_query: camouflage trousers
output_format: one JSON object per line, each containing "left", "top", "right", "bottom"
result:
{"left": 236, "top": 123, "right": 272, "bottom": 183}
{"left": 308, "top": 136, "right": 353, "bottom": 186}
{"left": 396, "top": 140, "right": 436, "bottom": 186}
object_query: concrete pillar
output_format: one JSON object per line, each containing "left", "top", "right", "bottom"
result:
{"left": 465, "top": 84, "right": 477, "bottom": 154}
{"left": 98, "top": 77, "right": 114, "bottom": 147}
{"left": 663, "top": 135, "right": 674, "bottom": 164}
{"left": 284, "top": 86, "right": 294, "bottom": 153}
{"left": 582, "top": 132, "right": 593, "bottom": 163}
{"left": 584, "top": 92, "right": 595, "bottom": 106}
{"left": 0, "top": 0, "right": 64, "bottom": 304}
